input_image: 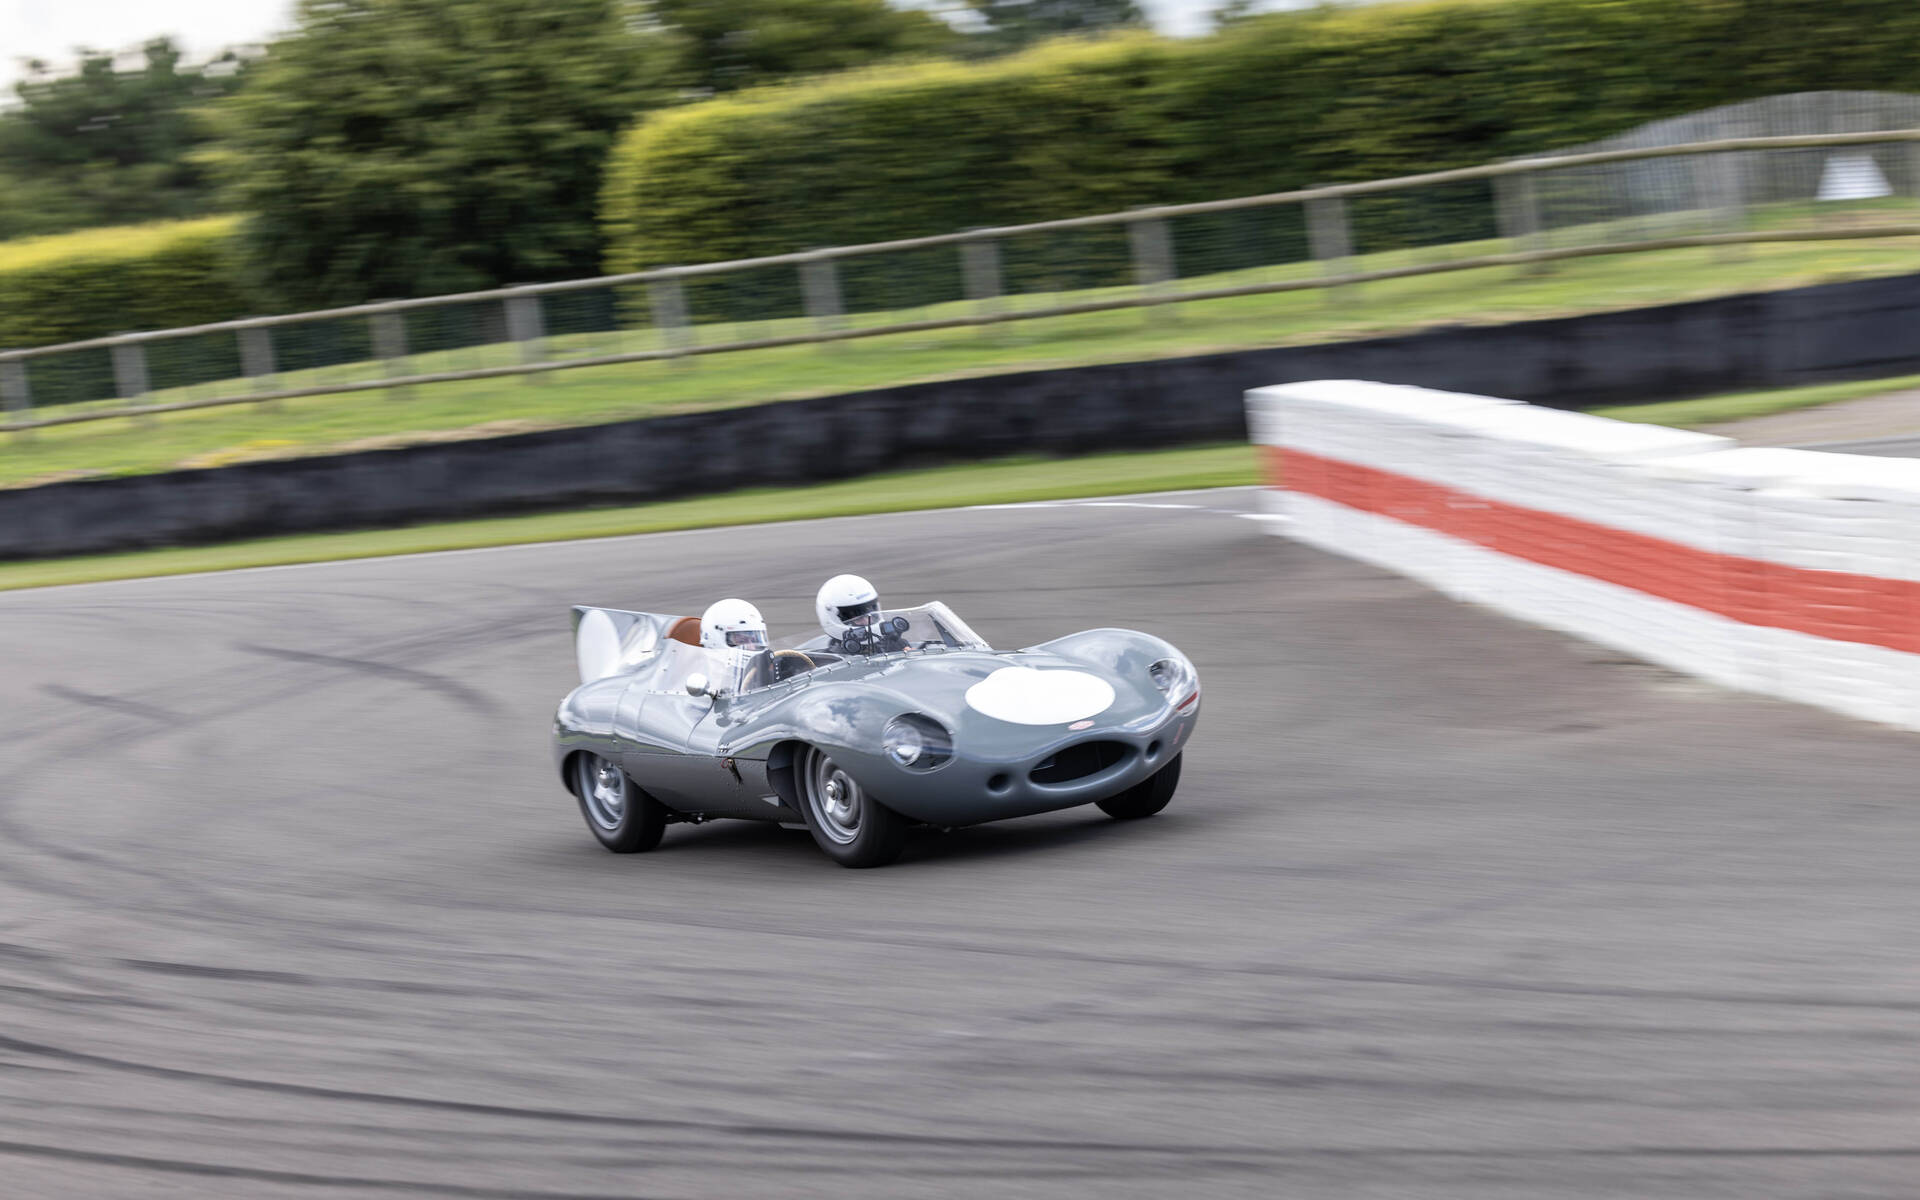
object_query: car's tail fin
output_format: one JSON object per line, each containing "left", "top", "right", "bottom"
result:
{"left": 571, "top": 606, "right": 676, "bottom": 683}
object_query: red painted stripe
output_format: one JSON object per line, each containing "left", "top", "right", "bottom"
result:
{"left": 1266, "top": 445, "right": 1920, "bottom": 656}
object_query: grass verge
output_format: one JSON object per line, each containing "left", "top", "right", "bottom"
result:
{"left": 7, "top": 231, "right": 1920, "bottom": 488}
{"left": 1593, "top": 373, "right": 1920, "bottom": 428}
{"left": 0, "top": 443, "right": 1259, "bottom": 592}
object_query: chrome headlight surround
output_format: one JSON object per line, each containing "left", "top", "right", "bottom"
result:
{"left": 1148, "top": 657, "right": 1200, "bottom": 711}
{"left": 884, "top": 713, "right": 953, "bottom": 771}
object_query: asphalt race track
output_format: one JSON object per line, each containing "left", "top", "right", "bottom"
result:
{"left": 3, "top": 486, "right": 1918, "bottom": 1199}
{"left": 1809, "top": 434, "right": 1920, "bottom": 458}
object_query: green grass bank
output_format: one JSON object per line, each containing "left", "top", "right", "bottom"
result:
{"left": 7, "top": 234, "right": 1919, "bottom": 489}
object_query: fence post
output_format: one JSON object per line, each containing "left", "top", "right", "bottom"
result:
{"left": 1712, "top": 150, "right": 1747, "bottom": 261}
{"left": 1305, "top": 195, "right": 1354, "bottom": 300}
{"left": 961, "top": 234, "right": 1003, "bottom": 332}
{"left": 0, "top": 358, "right": 31, "bottom": 438}
{"left": 111, "top": 340, "right": 152, "bottom": 405}
{"left": 506, "top": 295, "right": 547, "bottom": 379}
{"left": 370, "top": 309, "right": 411, "bottom": 400}
{"left": 800, "top": 253, "right": 845, "bottom": 345}
{"left": 1498, "top": 169, "right": 1550, "bottom": 275}
{"left": 239, "top": 326, "right": 278, "bottom": 410}
{"left": 1128, "top": 213, "right": 1176, "bottom": 323}
{"left": 647, "top": 273, "right": 694, "bottom": 362}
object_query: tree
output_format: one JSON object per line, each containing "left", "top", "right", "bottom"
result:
{"left": 1209, "top": 0, "right": 1266, "bottom": 27}
{"left": 650, "top": 0, "right": 959, "bottom": 95}
{"left": 221, "top": 0, "right": 676, "bottom": 306}
{"left": 964, "top": 0, "right": 1145, "bottom": 52}
{"left": 0, "top": 39, "right": 248, "bottom": 239}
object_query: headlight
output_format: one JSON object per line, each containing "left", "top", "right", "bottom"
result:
{"left": 1148, "top": 657, "right": 1199, "bottom": 710}
{"left": 884, "top": 713, "right": 952, "bottom": 770}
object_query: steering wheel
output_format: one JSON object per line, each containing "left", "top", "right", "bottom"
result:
{"left": 769, "top": 649, "right": 816, "bottom": 682}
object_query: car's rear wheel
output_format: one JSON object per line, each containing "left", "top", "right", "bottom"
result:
{"left": 1097, "top": 753, "right": 1181, "bottom": 820}
{"left": 799, "top": 746, "right": 907, "bottom": 868}
{"left": 572, "top": 752, "right": 667, "bottom": 853}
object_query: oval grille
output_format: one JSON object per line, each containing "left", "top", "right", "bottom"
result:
{"left": 1030, "top": 741, "right": 1128, "bottom": 784}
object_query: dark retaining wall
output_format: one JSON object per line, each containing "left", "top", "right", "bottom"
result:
{"left": 7, "top": 271, "right": 1920, "bottom": 561}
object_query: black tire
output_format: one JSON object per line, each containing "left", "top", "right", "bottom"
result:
{"left": 571, "top": 752, "right": 667, "bottom": 853}
{"left": 1097, "top": 753, "right": 1181, "bottom": 820}
{"left": 798, "top": 746, "right": 908, "bottom": 868}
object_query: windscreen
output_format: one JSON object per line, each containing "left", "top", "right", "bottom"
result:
{"left": 836, "top": 602, "right": 990, "bottom": 654}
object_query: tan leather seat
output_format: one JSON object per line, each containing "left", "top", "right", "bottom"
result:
{"left": 667, "top": 616, "right": 702, "bottom": 646}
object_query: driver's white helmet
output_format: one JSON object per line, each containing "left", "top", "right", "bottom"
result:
{"left": 701, "top": 598, "right": 768, "bottom": 652}
{"left": 816, "top": 574, "right": 880, "bottom": 641}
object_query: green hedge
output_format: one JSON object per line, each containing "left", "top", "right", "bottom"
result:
{"left": 0, "top": 217, "right": 257, "bottom": 406}
{"left": 601, "top": 0, "right": 1920, "bottom": 319}
{"left": 0, "top": 216, "right": 602, "bottom": 408}
{"left": 0, "top": 217, "right": 251, "bottom": 348}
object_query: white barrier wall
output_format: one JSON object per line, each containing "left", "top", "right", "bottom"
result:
{"left": 1249, "top": 380, "right": 1920, "bottom": 732}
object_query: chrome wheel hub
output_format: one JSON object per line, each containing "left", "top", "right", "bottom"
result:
{"left": 806, "top": 751, "right": 863, "bottom": 845}
{"left": 581, "top": 755, "right": 626, "bottom": 831}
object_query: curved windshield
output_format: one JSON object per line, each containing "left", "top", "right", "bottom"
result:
{"left": 819, "top": 601, "right": 990, "bottom": 656}
{"left": 728, "top": 646, "right": 825, "bottom": 692}
{"left": 724, "top": 602, "right": 990, "bottom": 692}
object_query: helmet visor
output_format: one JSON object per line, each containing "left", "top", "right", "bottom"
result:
{"left": 725, "top": 629, "right": 767, "bottom": 649}
{"left": 836, "top": 599, "right": 879, "bottom": 628}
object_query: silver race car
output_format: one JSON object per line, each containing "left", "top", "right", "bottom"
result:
{"left": 552, "top": 602, "right": 1199, "bottom": 867}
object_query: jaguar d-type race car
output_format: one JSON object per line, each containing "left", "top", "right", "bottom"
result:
{"left": 552, "top": 602, "right": 1199, "bottom": 867}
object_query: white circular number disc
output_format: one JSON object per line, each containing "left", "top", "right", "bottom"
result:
{"left": 965, "top": 667, "right": 1115, "bottom": 726}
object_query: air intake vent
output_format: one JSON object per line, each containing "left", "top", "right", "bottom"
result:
{"left": 1030, "top": 741, "right": 1128, "bottom": 784}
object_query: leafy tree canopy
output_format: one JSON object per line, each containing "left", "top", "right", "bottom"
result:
{"left": 651, "top": 0, "right": 959, "bottom": 94}
{"left": 0, "top": 39, "right": 247, "bottom": 239}
{"left": 963, "top": 0, "right": 1145, "bottom": 52}
{"left": 221, "top": 0, "right": 676, "bottom": 306}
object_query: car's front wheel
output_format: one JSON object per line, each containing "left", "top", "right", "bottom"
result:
{"left": 572, "top": 752, "right": 667, "bottom": 853}
{"left": 798, "top": 746, "right": 908, "bottom": 868}
{"left": 1097, "top": 753, "right": 1181, "bottom": 820}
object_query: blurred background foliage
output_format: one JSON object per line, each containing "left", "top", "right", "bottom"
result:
{"left": 604, "top": 0, "right": 1920, "bottom": 293}
{"left": 8, "top": 0, "right": 1920, "bottom": 345}
{"left": 958, "top": 0, "right": 1148, "bottom": 55}
{"left": 0, "top": 38, "right": 247, "bottom": 241}
{"left": 216, "top": 0, "right": 680, "bottom": 307}
{"left": 657, "top": 0, "right": 959, "bottom": 93}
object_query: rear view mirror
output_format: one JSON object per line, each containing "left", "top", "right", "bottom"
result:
{"left": 890, "top": 616, "right": 910, "bottom": 634}
{"left": 685, "top": 673, "right": 711, "bottom": 698}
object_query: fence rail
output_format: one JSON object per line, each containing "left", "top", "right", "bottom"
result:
{"left": 6, "top": 127, "right": 1920, "bottom": 432}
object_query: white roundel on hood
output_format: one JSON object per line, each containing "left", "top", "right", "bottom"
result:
{"left": 964, "top": 667, "right": 1115, "bottom": 726}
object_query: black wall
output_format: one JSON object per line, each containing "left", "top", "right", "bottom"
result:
{"left": 6, "top": 272, "right": 1920, "bottom": 562}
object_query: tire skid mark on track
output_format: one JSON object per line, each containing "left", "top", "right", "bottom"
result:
{"left": 38, "top": 684, "right": 182, "bottom": 725}
{"left": 108, "top": 956, "right": 556, "bottom": 1001}
{"left": 0, "top": 602, "right": 551, "bottom": 920}
{"left": 377, "top": 888, "right": 1920, "bottom": 1016}
{"left": 235, "top": 642, "right": 501, "bottom": 717}
{"left": 0, "top": 1138, "right": 667, "bottom": 1200}
{"left": 0, "top": 1030, "right": 1294, "bottom": 1160}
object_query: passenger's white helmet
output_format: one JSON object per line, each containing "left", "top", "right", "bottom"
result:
{"left": 816, "top": 574, "right": 880, "bottom": 641}
{"left": 701, "top": 598, "right": 768, "bottom": 652}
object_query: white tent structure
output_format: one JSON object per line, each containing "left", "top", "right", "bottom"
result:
{"left": 1508, "top": 91, "right": 1919, "bottom": 244}
{"left": 1816, "top": 153, "right": 1894, "bottom": 202}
